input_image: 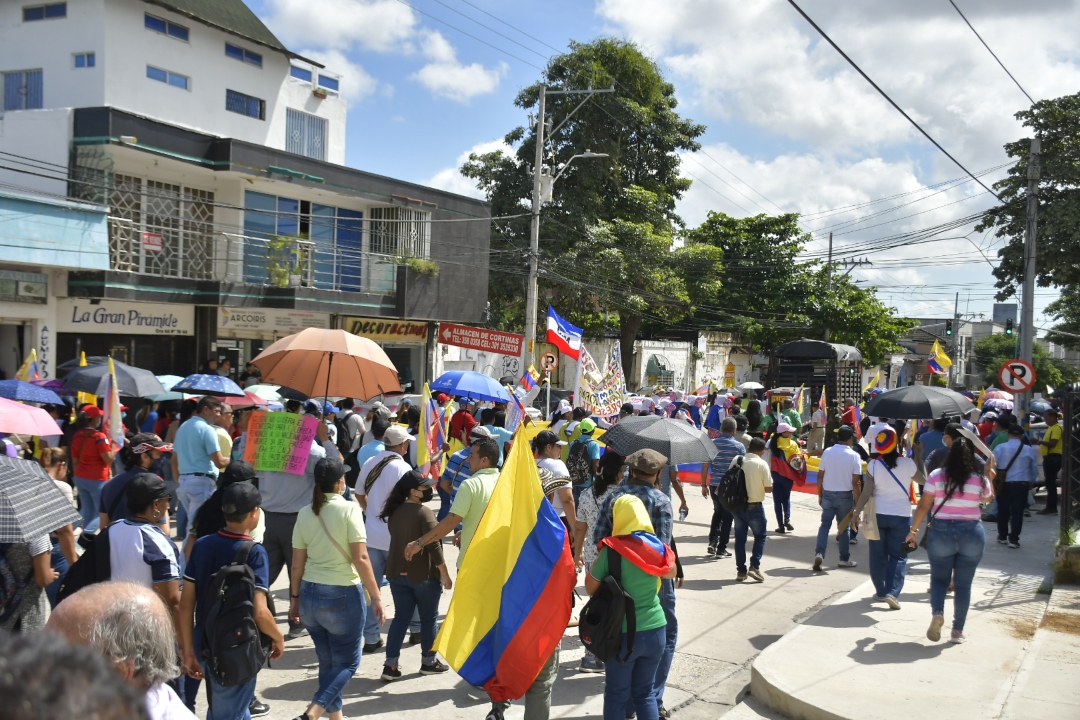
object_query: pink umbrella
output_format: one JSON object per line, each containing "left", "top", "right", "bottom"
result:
{"left": 223, "top": 391, "right": 269, "bottom": 408}
{"left": 0, "top": 397, "right": 62, "bottom": 435}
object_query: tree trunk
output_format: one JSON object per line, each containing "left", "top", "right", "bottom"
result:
{"left": 620, "top": 313, "right": 642, "bottom": 390}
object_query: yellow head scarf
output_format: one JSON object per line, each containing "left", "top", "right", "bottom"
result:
{"left": 612, "top": 495, "right": 655, "bottom": 536}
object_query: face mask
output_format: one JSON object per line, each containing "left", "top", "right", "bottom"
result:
{"left": 420, "top": 487, "right": 433, "bottom": 503}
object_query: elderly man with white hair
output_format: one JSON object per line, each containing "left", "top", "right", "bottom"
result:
{"left": 45, "top": 580, "right": 195, "bottom": 720}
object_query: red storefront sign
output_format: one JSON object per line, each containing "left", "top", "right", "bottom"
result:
{"left": 439, "top": 323, "right": 524, "bottom": 356}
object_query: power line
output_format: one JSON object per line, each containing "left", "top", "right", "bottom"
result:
{"left": 784, "top": 0, "right": 1001, "bottom": 202}
{"left": 948, "top": 0, "right": 1035, "bottom": 105}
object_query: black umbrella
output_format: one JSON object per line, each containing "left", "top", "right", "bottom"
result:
{"left": 861, "top": 385, "right": 975, "bottom": 420}
{"left": 61, "top": 359, "right": 166, "bottom": 398}
{"left": 0, "top": 455, "right": 81, "bottom": 543}
{"left": 56, "top": 355, "right": 109, "bottom": 372}
{"left": 275, "top": 386, "right": 309, "bottom": 402}
{"left": 600, "top": 415, "right": 717, "bottom": 465}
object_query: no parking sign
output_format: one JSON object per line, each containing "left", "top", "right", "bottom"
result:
{"left": 998, "top": 359, "right": 1036, "bottom": 393}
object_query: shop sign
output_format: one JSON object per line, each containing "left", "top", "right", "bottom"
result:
{"left": 142, "top": 232, "right": 164, "bottom": 253}
{"left": 438, "top": 322, "right": 524, "bottom": 356}
{"left": 218, "top": 308, "right": 330, "bottom": 334}
{"left": 0, "top": 270, "right": 47, "bottom": 305}
{"left": 57, "top": 299, "right": 194, "bottom": 336}
{"left": 342, "top": 316, "right": 429, "bottom": 344}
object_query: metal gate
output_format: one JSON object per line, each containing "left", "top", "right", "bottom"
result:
{"left": 1061, "top": 384, "right": 1080, "bottom": 536}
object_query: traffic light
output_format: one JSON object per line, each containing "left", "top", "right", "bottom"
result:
{"left": 1005, "top": 319, "right": 1014, "bottom": 335}
{"left": 945, "top": 320, "right": 953, "bottom": 336}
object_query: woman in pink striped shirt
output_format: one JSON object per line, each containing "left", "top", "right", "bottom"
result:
{"left": 907, "top": 437, "right": 994, "bottom": 644}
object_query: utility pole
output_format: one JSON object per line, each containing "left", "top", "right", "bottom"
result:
{"left": 523, "top": 85, "right": 547, "bottom": 371}
{"left": 824, "top": 232, "right": 833, "bottom": 341}
{"left": 1019, "top": 138, "right": 1040, "bottom": 413}
{"left": 949, "top": 291, "right": 959, "bottom": 388}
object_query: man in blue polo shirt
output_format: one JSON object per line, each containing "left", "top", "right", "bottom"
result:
{"left": 703, "top": 417, "right": 745, "bottom": 558}
{"left": 171, "top": 397, "right": 229, "bottom": 546}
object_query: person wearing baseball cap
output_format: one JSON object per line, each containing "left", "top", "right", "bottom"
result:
{"left": 190, "top": 460, "right": 266, "bottom": 545}
{"left": 435, "top": 425, "right": 494, "bottom": 523}
{"left": 99, "top": 433, "right": 173, "bottom": 529}
{"left": 71, "top": 404, "right": 119, "bottom": 534}
{"left": 533, "top": 429, "right": 577, "bottom": 556}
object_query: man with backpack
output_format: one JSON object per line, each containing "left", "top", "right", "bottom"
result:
{"left": 703, "top": 418, "right": 746, "bottom": 558}
{"left": 733, "top": 439, "right": 773, "bottom": 583}
{"left": 179, "top": 482, "right": 284, "bottom": 720}
{"left": 334, "top": 399, "right": 365, "bottom": 463}
{"left": 567, "top": 418, "right": 602, "bottom": 506}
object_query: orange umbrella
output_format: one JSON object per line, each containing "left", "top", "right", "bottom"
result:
{"left": 250, "top": 328, "right": 401, "bottom": 403}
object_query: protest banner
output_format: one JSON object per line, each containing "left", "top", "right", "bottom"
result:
{"left": 243, "top": 411, "right": 319, "bottom": 473}
{"left": 575, "top": 342, "right": 627, "bottom": 417}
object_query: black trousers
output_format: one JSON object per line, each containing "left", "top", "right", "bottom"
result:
{"left": 709, "top": 486, "right": 734, "bottom": 550}
{"left": 997, "top": 482, "right": 1030, "bottom": 544}
{"left": 1043, "top": 454, "right": 1062, "bottom": 512}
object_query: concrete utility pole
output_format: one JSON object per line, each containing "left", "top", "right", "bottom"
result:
{"left": 949, "top": 291, "right": 959, "bottom": 388}
{"left": 824, "top": 232, "right": 833, "bottom": 341}
{"left": 523, "top": 85, "right": 547, "bottom": 371}
{"left": 1019, "top": 138, "right": 1040, "bottom": 412}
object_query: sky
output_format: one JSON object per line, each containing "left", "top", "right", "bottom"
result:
{"left": 244, "top": 0, "right": 1080, "bottom": 331}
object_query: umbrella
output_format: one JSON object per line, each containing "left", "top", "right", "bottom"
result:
{"left": 738, "top": 382, "right": 764, "bottom": 391}
{"left": 0, "top": 379, "right": 63, "bottom": 405}
{"left": 0, "top": 455, "right": 82, "bottom": 542}
{"left": 0, "top": 397, "right": 62, "bottom": 436}
{"left": 1030, "top": 400, "right": 1053, "bottom": 414}
{"left": 30, "top": 379, "right": 67, "bottom": 392}
{"left": 598, "top": 415, "right": 718, "bottom": 465}
{"left": 56, "top": 355, "right": 109, "bottom": 371}
{"left": 275, "top": 386, "right": 309, "bottom": 402}
{"left": 984, "top": 390, "right": 1014, "bottom": 401}
{"left": 171, "top": 374, "right": 246, "bottom": 397}
{"left": 251, "top": 328, "right": 401, "bottom": 403}
{"left": 983, "top": 398, "right": 1014, "bottom": 411}
{"left": 155, "top": 375, "right": 184, "bottom": 391}
{"left": 246, "top": 384, "right": 284, "bottom": 403}
{"left": 62, "top": 360, "right": 165, "bottom": 398}
{"left": 861, "top": 385, "right": 976, "bottom": 420}
{"left": 430, "top": 370, "right": 513, "bottom": 404}
{"left": 223, "top": 391, "right": 269, "bottom": 408}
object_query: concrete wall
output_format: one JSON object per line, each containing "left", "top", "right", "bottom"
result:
{"left": 0, "top": 108, "right": 73, "bottom": 196}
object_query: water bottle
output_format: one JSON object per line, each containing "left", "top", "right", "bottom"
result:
{"left": 679, "top": 506, "right": 688, "bottom": 522}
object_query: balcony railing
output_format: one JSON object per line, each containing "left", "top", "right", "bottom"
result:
{"left": 108, "top": 217, "right": 397, "bottom": 293}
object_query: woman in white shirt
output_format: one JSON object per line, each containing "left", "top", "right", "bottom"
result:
{"left": 853, "top": 426, "right": 916, "bottom": 610}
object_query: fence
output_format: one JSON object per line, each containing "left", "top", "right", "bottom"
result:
{"left": 1061, "top": 385, "right": 1080, "bottom": 537}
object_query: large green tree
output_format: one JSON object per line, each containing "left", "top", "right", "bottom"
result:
{"left": 972, "top": 333, "right": 1079, "bottom": 392}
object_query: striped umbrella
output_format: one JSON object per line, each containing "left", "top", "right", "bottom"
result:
{"left": 0, "top": 455, "right": 81, "bottom": 542}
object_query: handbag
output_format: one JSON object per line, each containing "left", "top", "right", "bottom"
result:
{"left": 916, "top": 477, "right": 959, "bottom": 551}
{"left": 860, "top": 495, "right": 880, "bottom": 540}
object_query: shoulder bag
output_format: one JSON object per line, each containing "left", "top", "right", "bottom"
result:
{"left": 913, "top": 473, "right": 960, "bottom": 552}
{"left": 992, "top": 444, "right": 1024, "bottom": 496}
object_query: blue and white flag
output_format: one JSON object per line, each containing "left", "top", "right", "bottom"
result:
{"left": 545, "top": 306, "right": 582, "bottom": 360}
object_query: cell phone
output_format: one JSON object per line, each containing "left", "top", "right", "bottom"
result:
{"left": 900, "top": 538, "right": 919, "bottom": 557}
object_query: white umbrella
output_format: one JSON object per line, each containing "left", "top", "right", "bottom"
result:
{"left": 738, "top": 381, "right": 764, "bottom": 391}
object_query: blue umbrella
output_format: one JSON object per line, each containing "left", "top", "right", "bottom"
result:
{"left": 171, "top": 374, "right": 246, "bottom": 397}
{"left": 430, "top": 370, "right": 513, "bottom": 403}
{"left": 1030, "top": 400, "right": 1053, "bottom": 414}
{"left": 0, "top": 379, "right": 63, "bottom": 405}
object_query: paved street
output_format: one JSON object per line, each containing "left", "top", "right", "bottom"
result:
{"left": 187, "top": 486, "right": 1065, "bottom": 719}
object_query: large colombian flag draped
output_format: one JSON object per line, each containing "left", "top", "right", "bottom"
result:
{"left": 433, "top": 426, "right": 576, "bottom": 701}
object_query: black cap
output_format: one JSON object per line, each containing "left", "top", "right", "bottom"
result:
{"left": 221, "top": 460, "right": 258, "bottom": 486}
{"left": 532, "top": 430, "right": 567, "bottom": 448}
{"left": 222, "top": 481, "right": 261, "bottom": 516}
{"left": 127, "top": 473, "right": 170, "bottom": 509}
{"left": 315, "top": 457, "right": 346, "bottom": 484}
{"left": 837, "top": 426, "right": 854, "bottom": 441}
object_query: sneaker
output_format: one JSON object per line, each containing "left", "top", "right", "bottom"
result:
{"left": 838, "top": 559, "right": 857, "bottom": 568}
{"left": 409, "top": 632, "right": 423, "bottom": 645}
{"left": 1037, "top": 508, "right": 1057, "bottom": 515}
{"left": 926, "top": 615, "right": 944, "bottom": 642}
{"left": 363, "top": 639, "right": 384, "bottom": 654}
{"left": 715, "top": 548, "right": 732, "bottom": 558}
{"left": 997, "top": 536, "right": 1008, "bottom": 544}
{"left": 579, "top": 655, "right": 605, "bottom": 673}
{"left": 381, "top": 665, "right": 402, "bottom": 682}
{"left": 849, "top": 536, "right": 857, "bottom": 545}
{"left": 287, "top": 624, "right": 308, "bottom": 639}
{"left": 872, "top": 595, "right": 886, "bottom": 601}
{"left": 1008, "top": 541, "right": 1020, "bottom": 549}
{"left": 706, "top": 545, "right": 717, "bottom": 556}
{"left": 1023, "top": 509, "right": 1031, "bottom": 517}
{"left": 949, "top": 631, "right": 967, "bottom": 644}
{"left": 784, "top": 521, "right": 795, "bottom": 531}
{"left": 248, "top": 698, "right": 270, "bottom": 718}
{"left": 748, "top": 567, "right": 764, "bottom": 582}
{"left": 774, "top": 526, "right": 786, "bottom": 534}
{"left": 885, "top": 595, "right": 901, "bottom": 610}
{"left": 813, "top": 554, "right": 823, "bottom": 572}
{"left": 736, "top": 572, "right": 748, "bottom": 582}
{"left": 420, "top": 659, "right": 449, "bottom": 675}
{"left": 485, "top": 707, "right": 505, "bottom": 720}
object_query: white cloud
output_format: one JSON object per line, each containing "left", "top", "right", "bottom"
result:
{"left": 424, "top": 139, "right": 511, "bottom": 198}
{"left": 297, "top": 49, "right": 378, "bottom": 103}
{"left": 263, "top": 0, "right": 417, "bottom": 53}
{"left": 410, "top": 30, "right": 508, "bottom": 103}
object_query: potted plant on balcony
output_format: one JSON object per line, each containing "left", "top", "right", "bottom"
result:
{"left": 313, "top": 87, "right": 329, "bottom": 99}
{"left": 268, "top": 234, "right": 305, "bottom": 287}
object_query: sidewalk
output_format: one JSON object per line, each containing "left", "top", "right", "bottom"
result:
{"left": 750, "top": 515, "right": 1063, "bottom": 720}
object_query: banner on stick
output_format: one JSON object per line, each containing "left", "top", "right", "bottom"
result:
{"left": 575, "top": 342, "right": 627, "bottom": 417}
{"left": 244, "top": 412, "right": 319, "bottom": 473}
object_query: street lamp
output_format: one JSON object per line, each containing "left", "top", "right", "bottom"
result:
{"left": 539, "top": 151, "right": 609, "bottom": 204}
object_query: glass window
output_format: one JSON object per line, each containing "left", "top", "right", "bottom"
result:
{"left": 226, "top": 90, "right": 265, "bottom": 120}
{"left": 290, "top": 65, "right": 312, "bottom": 82}
{"left": 225, "top": 43, "right": 244, "bottom": 61}
{"left": 245, "top": 49, "right": 262, "bottom": 67}
{"left": 226, "top": 44, "right": 263, "bottom": 67}
{"left": 145, "top": 13, "right": 187, "bottom": 41}
{"left": 144, "top": 13, "right": 166, "bottom": 33}
{"left": 74, "top": 52, "right": 95, "bottom": 68}
{"left": 23, "top": 4, "right": 65, "bottom": 21}
{"left": 147, "top": 66, "right": 188, "bottom": 90}
{"left": 44, "top": 3, "right": 65, "bottom": 18}
{"left": 166, "top": 23, "right": 188, "bottom": 41}
{"left": 167, "top": 72, "right": 188, "bottom": 90}
{"left": 317, "top": 75, "right": 339, "bottom": 92}
{"left": 285, "top": 108, "right": 327, "bottom": 161}
{"left": 276, "top": 197, "right": 299, "bottom": 236}
{"left": 3, "top": 69, "right": 44, "bottom": 111}
{"left": 146, "top": 65, "right": 167, "bottom": 83}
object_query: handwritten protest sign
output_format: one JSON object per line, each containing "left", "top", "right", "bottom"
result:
{"left": 576, "top": 342, "right": 627, "bottom": 417}
{"left": 243, "top": 412, "right": 319, "bottom": 474}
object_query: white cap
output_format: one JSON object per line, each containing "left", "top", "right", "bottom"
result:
{"left": 382, "top": 425, "right": 416, "bottom": 446}
{"left": 776, "top": 422, "right": 797, "bottom": 434}
{"left": 556, "top": 399, "right": 572, "bottom": 415}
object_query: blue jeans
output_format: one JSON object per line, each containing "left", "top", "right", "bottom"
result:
{"left": 364, "top": 548, "right": 420, "bottom": 644}
{"left": 604, "top": 626, "right": 666, "bottom": 720}
{"left": 299, "top": 581, "right": 365, "bottom": 713}
{"left": 815, "top": 491, "right": 854, "bottom": 561}
{"left": 625, "top": 580, "right": 677, "bottom": 715}
{"left": 199, "top": 660, "right": 256, "bottom": 720}
{"left": 386, "top": 576, "right": 442, "bottom": 667}
{"left": 771, "top": 476, "right": 793, "bottom": 527}
{"left": 868, "top": 514, "right": 910, "bottom": 598}
{"left": 927, "top": 520, "right": 985, "bottom": 632}
{"left": 177, "top": 474, "right": 217, "bottom": 534}
{"left": 733, "top": 504, "right": 768, "bottom": 573}
{"left": 74, "top": 477, "right": 104, "bottom": 533}
{"left": 45, "top": 537, "right": 69, "bottom": 608}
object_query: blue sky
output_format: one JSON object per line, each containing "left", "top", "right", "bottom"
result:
{"left": 245, "top": 0, "right": 1080, "bottom": 328}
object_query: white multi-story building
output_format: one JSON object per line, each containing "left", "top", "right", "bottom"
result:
{"left": 0, "top": 0, "right": 490, "bottom": 384}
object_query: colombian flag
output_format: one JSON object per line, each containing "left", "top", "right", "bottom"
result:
{"left": 434, "top": 426, "right": 575, "bottom": 701}
{"left": 418, "top": 383, "right": 446, "bottom": 477}
{"left": 521, "top": 364, "right": 539, "bottom": 391}
{"left": 14, "top": 349, "right": 40, "bottom": 382}
{"left": 927, "top": 340, "right": 952, "bottom": 375}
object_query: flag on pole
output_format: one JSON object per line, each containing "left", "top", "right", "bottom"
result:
{"left": 14, "top": 349, "right": 40, "bottom": 382}
{"left": 102, "top": 358, "right": 125, "bottom": 449}
{"left": 433, "top": 427, "right": 575, "bottom": 701}
{"left": 545, "top": 306, "right": 582, "bottom": 360}
{"left": 927, "top": 340, "right": 952, "bottom": 374}
{"left": 862, "top": 370, "right": 880, "bottom": 394}
{"left": 818, "top": 385, "right": 827, "bottom": 412}
{"left": 521, "top": 364, "right": 539, "bottom": 391}
{"left": 418, "top": 383, "right": 446, "bottom": 477}
{"left": 504, "top": 392, "right": 528, "bottom": 434}
{"left": 853, "top": 404, "right": 864, "bottom": 439}
{"left": 76, "top": 351, "right": 98, "bottom": 409}
{"left": 792, "top": 384, "right": 805, "bottom": 416}
{"left": 975, "top": 386, "right": 986, "bottom": 409}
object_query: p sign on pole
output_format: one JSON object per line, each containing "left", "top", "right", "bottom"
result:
{"left": 998, "top": 359, "right": 1036, "bottom": 394}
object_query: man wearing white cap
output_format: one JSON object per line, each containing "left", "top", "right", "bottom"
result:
{"left": 357, "top": 425, "right": 419, "bottom": 651}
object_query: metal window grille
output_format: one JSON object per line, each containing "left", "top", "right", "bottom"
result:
{"left": 285, "top": 109, "right": 327, "bottom": 161}
{"left": 368, "top": 206, "right": 431, "bottom": 259}
{"left": 226, "top": 89, "right": 264, "bottom": 119}
{"left": 3, "top": 69, "right": 43, "bottom": 110}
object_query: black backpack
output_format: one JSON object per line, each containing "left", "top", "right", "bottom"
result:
{"left": 567, "top": 440, "right": 593, "bottom": 487}
{"left": 0, "top": 544, "right": 33, "bottom": 624}
{"left": 200, "top": 541, "right": 270, "bottom": 687}
{"left": 716, "top": 457, "right": 749, "bottom": 513}
{"left": 334, "top": 411, "right": 357, "bottom": 459}
{"left": 57, "top": 526, "right": 113, "bottom": 602}
{"left": 578, "top": 548, "right": 636, "bottom": 663}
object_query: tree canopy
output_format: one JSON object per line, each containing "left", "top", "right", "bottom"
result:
{"left": 972, "top": 333, "right": 1079, "bottom": 392}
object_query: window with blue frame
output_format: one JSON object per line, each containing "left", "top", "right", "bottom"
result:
{"left": 290, "top": 65, "right": 312, "bottom": 82}
{"left": 317, "top": 75, "right": 339, "bottom": 92}
{"left": 3, "top": 69, "right": 44, "bottom": 111}
{"left": 145, "top": 13, "right": 188, "bottom": 41}
{"left": 225, "top": 43, "right": 262, "bottom": 67}
{"left": 226, "top": 89, "right": 264, "bottom": 119}
{"left": 74, "top": 52, "right": 95, "bottom": 69}
{"left": 147, "top": 65, "right": 189, "bottom": 90}
{"left": 23, "top": 3, "right": 66, "bottom": 21}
